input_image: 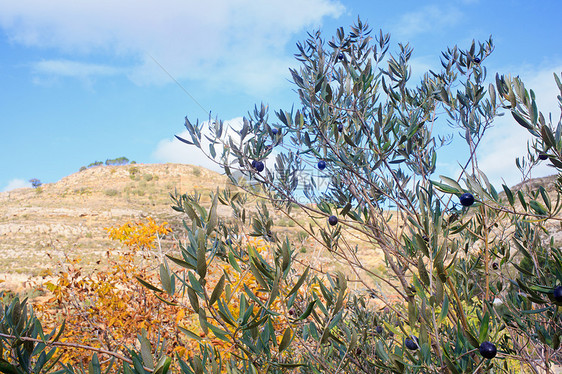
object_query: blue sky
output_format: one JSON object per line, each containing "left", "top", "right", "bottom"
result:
{"left": 1, "top": 0, "right": 561, "bottom": 192}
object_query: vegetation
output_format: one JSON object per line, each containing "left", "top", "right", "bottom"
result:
{"left": 79, "top": 157, "right": 133, "bottom": 172}
{"left": 129, "top": 166, "right": 140, "bottom": 178}
{"left": 3, "top": 19, "right": 562, "bottom": 373}
{"left": 29, "top": 178, "right": 42, "bottom": 189}
{"left": 106, "top": 157, "right": 130, "bottom": 166}
{"left": 87, "top": 161, "right": 103, "bottom": 168}
{"left": 104, "top": 188, "right": 119, "bottom": 196}
{"left": 170, "top": 20, "right": 562, "bottom": 372}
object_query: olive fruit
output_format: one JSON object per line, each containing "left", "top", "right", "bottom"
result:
{"left": 479, "top": 341, "right": 497, "bottom": 359}
{"left": 255, "top": 161, "right": 264, "bottom": 172}
{"left": 317, "top": 160, "right": 326, "bottom": 170}
{"left": 554, "top": 286, "right": 562, "bottom": 302}
{"left": 328, "top": 215, "right": 338, "bottom": 226}
{"left": 459, "top": 192, "right": 475, "bottom": 207}
{"left": 538, "top": 152, "right": 548, "bottom": 160}
{"left": 405, "top": 337, "right": 418, "bottom": 350}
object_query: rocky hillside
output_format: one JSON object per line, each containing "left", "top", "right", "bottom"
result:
{"left": 0, "top": 162, "right": 376, "bottom": 294}
{"left": 0, "top": 163, "right": 226, "bottom": 279}
{"left": 1, "top": 163, "right": 560, "bottom": 295}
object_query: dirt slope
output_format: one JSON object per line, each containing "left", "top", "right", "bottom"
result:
{"left": 0, "top": 163, "right": 225, "bottom": 279}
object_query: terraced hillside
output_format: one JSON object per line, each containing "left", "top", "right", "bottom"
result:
{"left": 0, "top": 164, "right": 226, "bottom": 280}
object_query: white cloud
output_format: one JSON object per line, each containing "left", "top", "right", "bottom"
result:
{"left": 2, "top": 179, "right": 30, "bottom": 192}
{"left": 152, "top": 117, "right": 244, "bottom": 172}
{"left": 31, "top": 59, "right": 122, "bottom": 86}
{"left": 393, "top": 5, "right": 462, "bottom": 39}
{"left": 0, "top": 0, "right": 344, "bottom": 93}
{"left": 33, "top": 59, "right": 122, "bottom": 78}
{"left": 477, "top": 64, "right": 562, "bottom": 187}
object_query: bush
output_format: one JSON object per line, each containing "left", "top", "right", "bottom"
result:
{"left": 191, "top": 167, "right": 201, "bottom": 177}
{"left": 0, "top": 293, "right": 171, "bottom": 373}
{"left": 104, "top": 188, "right": 119, "bottom": 196}
{"left": 129, "top": 166, "right": 140, "bottom": 178}
{"left": 73, "top": 187, "right": 91, "bottom": 195}
{"left": 29, "top": 178, "right": 42, "bottom": 188}
{"left": 35, "top": 218, "right": 176, "bottom": 369}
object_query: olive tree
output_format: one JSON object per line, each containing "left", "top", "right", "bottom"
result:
{"left": 160, "top": 20, "right": 562, "bottom": 373}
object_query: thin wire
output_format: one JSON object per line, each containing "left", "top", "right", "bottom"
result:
{"left": 147, "top": 53, "right": 209, "bottom": 115}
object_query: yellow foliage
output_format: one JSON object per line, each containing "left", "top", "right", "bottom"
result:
{"left": 35, "top": 219, "right": 310, "bottom": 371}
{"left": 106, "top": 216, "right": 171, "bottom": 252}
{"left": 35, "top": 218, "right": 188, "bottom": 368}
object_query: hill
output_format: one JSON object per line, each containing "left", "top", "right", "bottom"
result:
{"left": 0, "top": 163, "right": 226, "bottom": 282}
{"left": 1, "top": 163, "right": 559, "bottom": 295}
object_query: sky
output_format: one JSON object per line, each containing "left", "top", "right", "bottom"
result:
{"left": 0, "top": 0, "right": 561, "bottom": 192}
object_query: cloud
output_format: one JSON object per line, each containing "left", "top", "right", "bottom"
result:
{"left": 32, "top": 59, "right": 122, "bottom": 78}
{"left": 392, "top": 5, "right": 463, "bottom": 39}
{"left": 30, "top": 59, "right": 123, "bottom": 85}
{"left": 477, "top": 64, "right": 562, "bottom": 187}
{"left": 0, "top": 0, "right": 344, "bottom": 93}
{"left": 152, "top": 117, "right": 244, "bottom": 172}
{"left": 2, "top": 178, "right": 30, "bottom": 192}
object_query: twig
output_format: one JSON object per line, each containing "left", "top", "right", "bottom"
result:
{"left": 0, "top": 333, "right": 153, "bottom": 372}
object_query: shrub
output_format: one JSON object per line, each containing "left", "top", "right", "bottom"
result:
{"left": 104, "top": 188, "right": 119, "bottom": 196}
{"left": 73, "top": 187, "right": 91, "bottom": 195}
{"left": 191, "top": 167, "right": 201, "bottom": 177}
{"left": 29, "top": 215, "right": 307, "bottom": 372}
{"left": 35, "top": 218, "right": 176, "bottom": 369}
{"left": 29, "top": 178, "right": 42, "bottom": 188}
{"left": 277, "top": 217, "right": 296, "bottom": 227}
{"left": 143, "top": 173, "right": 154, "bottom": 182}
{"left": 0, "top": 294, "right": 171, "bottom": 373}
{"left": 129, "top": 166, "right": 140, "bottom": 178}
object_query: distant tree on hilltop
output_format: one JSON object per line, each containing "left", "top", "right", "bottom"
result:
{"left": 87, "top": 161, "right": 103, "bottom": 168}
{"left": 79, "top": 157, "right": 132, "bottom": 171}
{"left": 29, "top": 178, "right": 41, "bottom": 188}
{"left": 105, "top": 156, "right": 130, "bottom": 166}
